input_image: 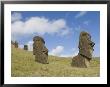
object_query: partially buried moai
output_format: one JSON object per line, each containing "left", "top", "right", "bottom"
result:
{"left": 14, "top": 41, "right": 18, "bottom": 48}
{"left": 24, "top": 45, "right": 28, "bottom": 50}
{"left": 71, "top": 31, "right": 95, "bottom": 68}
{"left": 33, "top": 36, "right": 49, "bottom": 64}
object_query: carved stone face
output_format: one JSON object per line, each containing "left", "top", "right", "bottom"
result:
{"left": 33, "top": 36, "right": 45, "bottom": 44}
{"left": 78, "top": 31, "right": 95, "bottom": 59}
{"left": 33, "top": 36, "right": 48, "bottom": 64}
{"left": 33, "top": 36, "right": 46, "bottom": 54}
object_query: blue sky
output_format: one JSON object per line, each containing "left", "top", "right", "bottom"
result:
{"left": 11, "top": 11, "right": 100, "bottom": 57}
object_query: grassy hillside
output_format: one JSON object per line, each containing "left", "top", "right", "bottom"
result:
{"left": 11, "top": 45, "right": 100, "bottom": 77}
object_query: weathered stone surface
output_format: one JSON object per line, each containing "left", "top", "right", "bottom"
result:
{"left": 72, "top": 31, "right": 95, "bottom": 68}
{"left": 33, "top": 36, "right": 48, "bottom": 64}
{"left": 71, "top": 55, "right": 91, "bottom": 68}
{"left": 24, "top": 45, "right": 28, "bottom": 50}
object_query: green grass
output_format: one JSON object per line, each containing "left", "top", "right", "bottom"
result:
{"left": 11, "top": 46, "right": 100, "bottom": 77}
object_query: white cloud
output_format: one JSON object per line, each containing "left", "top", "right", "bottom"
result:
{"left": 62, "top": 48, "right": 78, "bottom": 57}
{"left": 83, "top": 20, "right": 90, "bottom": 25}
{"left": 19, "top": 44, "right": 24, "bottom": 49}
{"left": 27, "top": 41, "right": 33, "bottom": 51}
{"left": 60, "top": 51, "right": 78, "bottom": 58}
{"left": 75, "top": 11, "right": 87, "bottom": 19}
{"left": 11, "top": 12, "right": 22, "bottom": 22}
{"left": 49, "top": 46, "right": 64, "bottom": 56}
{"left": 59, "top": 29, "right": 70, "bottom": 36}
{"left": 74, "top": 25, "right": 88, "bottom": 32}
{"left": 49, "top": 46, "right": 79, "bottom": 57}
{"left": 11, "top": 16, "right": 70, "bottom": 37}
{"left": 19, "top": 41, "right": 33, "bottom": 51}
{"left": 72, "top": 51, "right": 78, "bottom": 57}
{"left": 58, "top": 50, "right": 78, "bottom": 58}
{"left": 60, "top": 54, "right": 73, "bottom": 58}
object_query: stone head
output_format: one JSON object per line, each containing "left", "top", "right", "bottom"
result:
{"left": 33, "top": 36, "right": 45, "bottom": 47}
{"left": 78, "top": 31, "right": 95, "bottom": 59}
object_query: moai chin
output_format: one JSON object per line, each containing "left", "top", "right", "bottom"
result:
{"left": 71, "top": 31, "right": 95, "bottom": 68}
{"left": 24, "top": 45, "right": 28, "bottom": 50}
{"left": 33, "top": 36, "right": 49, "bottom": 64}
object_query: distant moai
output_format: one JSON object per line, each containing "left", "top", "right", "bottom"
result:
{"left": 11, "top": 40, "right": 15, "bottom": 45}
{"left": 14, "top": 41, "right": 18, "bottom": 48}
{"left": 33, "top": 36, "right": 49, "bottom": 64}
{"left": 11, "top": 40, "right": 15, "bottom": 48}
{"left": 71, "top": 31, "right": 95, "bottom": 68}
{"left": 24, "top": 45, "right": 28, "bottom": 50}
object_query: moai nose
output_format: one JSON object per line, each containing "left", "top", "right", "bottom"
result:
{"left": 91, "top": 42, "right": 95, "bottom": 47}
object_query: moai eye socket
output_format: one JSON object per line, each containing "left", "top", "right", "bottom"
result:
{"left": 37, "top": 39, "right": 40, "bottom": 41}
{"left": 82, "top": 33, "right": 86, "bottom": 36}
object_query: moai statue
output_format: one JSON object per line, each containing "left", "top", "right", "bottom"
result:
{"left": 24, "top": 45, "right": 28, "bottom": 50}
{"left": 33, "top": 36, "right": 49, "bottom": 64}
{"left": 11, "top": 40, "right": 15, "bottom": 45}
{"left": 14, "top": 41, "right": 18, "bottom": 48}
{"left": 71, "top": 31, "right": 95, "bottom": 68}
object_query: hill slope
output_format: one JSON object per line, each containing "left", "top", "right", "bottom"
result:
{"left": 11, "top": 46, "right": 100, "bottom": 77}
